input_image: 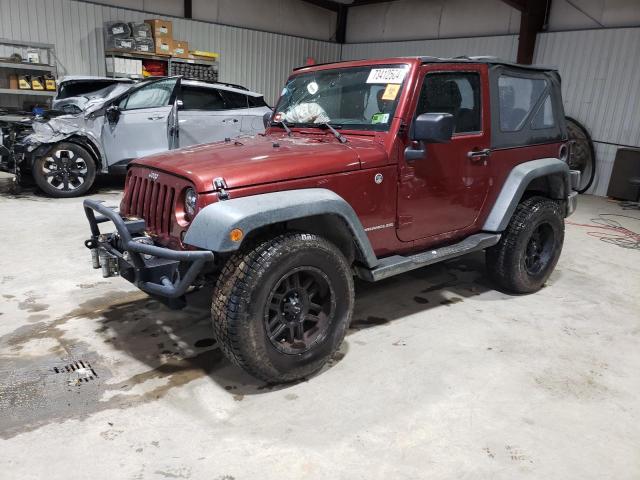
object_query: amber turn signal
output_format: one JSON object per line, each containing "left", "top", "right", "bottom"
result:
{"left": 229, "top": 228, "right": 243, "bottom": 242}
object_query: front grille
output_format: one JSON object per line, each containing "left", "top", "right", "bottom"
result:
{"left": 122, "top": 170, "right": 176, "bottom": 236}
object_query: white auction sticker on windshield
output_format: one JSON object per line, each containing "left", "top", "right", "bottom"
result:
{"left": 367, "top": 68, "right": 407, "bottom": 84}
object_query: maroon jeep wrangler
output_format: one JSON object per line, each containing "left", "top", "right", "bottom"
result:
{"left": 84, "top": 56, "right": 579, "bottom": 383}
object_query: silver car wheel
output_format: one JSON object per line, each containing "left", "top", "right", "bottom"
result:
{"left": 42, "top": 149, "right": 88, "bottom": 191}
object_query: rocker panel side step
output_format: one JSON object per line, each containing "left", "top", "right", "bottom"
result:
{"left": 356, "top": 233, "right": 501, "bottom": 282}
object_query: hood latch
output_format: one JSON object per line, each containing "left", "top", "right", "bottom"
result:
{"left": 213, "top": 176, "right": 230, "bottom": 201}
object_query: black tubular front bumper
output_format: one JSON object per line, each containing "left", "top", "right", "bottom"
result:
{"left": 83, "top": 199, "right": 214, "bottom": 299}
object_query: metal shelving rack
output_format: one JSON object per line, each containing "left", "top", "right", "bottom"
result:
{"left": 0, "top": 38, "right": 58, "bottom": 106}
{"left": 105, "top": 50, "right": 218, "bottom": 81}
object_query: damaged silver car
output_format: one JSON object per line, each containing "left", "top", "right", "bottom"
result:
{"left": 1, "top": 77, "right": 271, "bottom": 197}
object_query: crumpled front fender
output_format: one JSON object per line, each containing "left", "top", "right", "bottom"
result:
{"left": 21, "top": 116, "right": 107, "bottom": 172}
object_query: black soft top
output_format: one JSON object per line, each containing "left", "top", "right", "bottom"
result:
{"left": 418, "top": 55, "right": 558, "bottom": 72}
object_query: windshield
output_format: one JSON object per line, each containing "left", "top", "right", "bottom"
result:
{"left": 273, "top": 64, "right": 410, "bottom": 131}
{"left": 87, "top": 83, "right": 133, "bottom": 100}
{"left": 57, "top": 80, "right": 131, "bottom": 99}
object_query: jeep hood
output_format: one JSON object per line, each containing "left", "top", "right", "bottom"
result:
{"left": 133, "top": 133, "right": 386, "bottom": 192}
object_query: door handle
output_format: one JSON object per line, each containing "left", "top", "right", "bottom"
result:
{"left": 467, "top": 148, "right": 491, "bottom": 160}
{"left": 147, "top": 115, "right": 164, "bottom": 121}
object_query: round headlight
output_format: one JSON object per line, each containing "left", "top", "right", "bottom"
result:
{"left": 184, "top": 188, "right": 197, "bottom": 217}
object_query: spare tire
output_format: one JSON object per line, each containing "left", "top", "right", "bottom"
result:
{"left": 566, "top": 116, "right": 596, "bottom": 193}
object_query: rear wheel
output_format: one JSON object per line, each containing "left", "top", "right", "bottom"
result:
{"left": 486, "top": 196, "right": 565, "bottom": 293}
{"left": 33, "top": 142, "right": 96, "bottom": 198}
{"left": 211, "top": 233, "right": 354, "bottom": 383}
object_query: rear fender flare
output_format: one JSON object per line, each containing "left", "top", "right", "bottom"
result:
{"left": 483, "top": 157, "right": 571, "bottom": 232}
{"left": 183, "top": 188, "right": 379, "bottom": 268}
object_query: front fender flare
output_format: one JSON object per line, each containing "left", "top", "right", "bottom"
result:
{"left": 184, "top": 188, "right": 379, "bottom": 268}
{"left": 483, "top": 157, "right": 571, "bottom": 232}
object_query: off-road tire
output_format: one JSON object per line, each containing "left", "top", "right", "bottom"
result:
{"left": 211, "top": 233, "right": 354, "bottom": 383}
{"left": 566, "top": 116, "right": 596, "bottom": 193}
{"left": 486, "top": 196, "right": 564, "bottom": 294}
{"left": 33, "top": 142, "right": 96, "bottom": 198}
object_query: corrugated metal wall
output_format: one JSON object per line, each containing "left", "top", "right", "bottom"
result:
{"left": 534, "top": 27, "right": 640, "bottom": 196}
{"left": 341, "top": 34, "right": 518, "bottom": 62}
{"left": 0, "top": 0, "right": 340, "bottom": 104}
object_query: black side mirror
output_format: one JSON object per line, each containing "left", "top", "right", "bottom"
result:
{"left": 105, "top": 105, "right": 121, "bottom": 125}
{"left": 263, "top": 111, "right": 273, "bottom": 128}
{"left": 411, "top": 113, "right": 454, "bottom": 143}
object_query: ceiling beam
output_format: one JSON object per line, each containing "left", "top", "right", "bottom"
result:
{"left": 501, "top": 0, "right": 551, "bottom": 64}
{"left": 335, "top": 4, "right": 349, "bottom": 43}
{"left": 300, "top": 0, "right": 340, "bottom": 12}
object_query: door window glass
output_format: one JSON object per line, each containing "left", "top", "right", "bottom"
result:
{"left": 247, "top": 95, "right": 268, "bottom": 108}
{"left": 531, "top": 94, "right": 555, "bottom": 129}
{"left": 219, "top": 90, "right": 248, "bottom": 109}
{"left": 416, "top": 72, "right": 481, "bottom": 133}
{"left": 119, "top": 78, "right": 175, "bottom": 110}
{"left": 498, "top": 75, "right": 547, "bottom": 131}
{"left": 181, "top": 86, "right": 226, "bottom": 110}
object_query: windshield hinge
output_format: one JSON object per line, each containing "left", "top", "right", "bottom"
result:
{"left": 213, "top": 177, "right": 230, "bottom": 201}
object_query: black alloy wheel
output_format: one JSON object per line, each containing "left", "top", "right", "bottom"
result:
{"left": 265, "top": 266, "right": 335, "bottom": 355}
{"left": 523, "top": 223, "right": 555, "bottom": 276}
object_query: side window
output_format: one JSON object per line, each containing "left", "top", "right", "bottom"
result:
{"left": 498, "top": 75, "right": 547, "bottom": 132}
{"left": 180, "top": 86, "right": 226, "bottom": 110}
{"left": 218, "top": 90, "right": 248, "bottom": 109}
{"left": 119, "top": 78, "right": 175, "bottom": 110}
{"left": 531, "top": 94, "right": 555, "bottom": 129}
{"left": 247, "top": 95, "right": 268, "bottom": 108}
{"left": 416, "top": 72, "right": 481, "bottom": 134}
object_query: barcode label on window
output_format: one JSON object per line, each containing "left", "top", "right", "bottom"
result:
{"left": 367, "top": 68, "right": 407, "bottom": 84}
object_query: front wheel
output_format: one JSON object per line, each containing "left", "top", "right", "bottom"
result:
{"left": 32, "top": 142, "right": 96, "bottom": 198}
{"left": 486, "top": 196, "right": 565, "bottom": 294}
{"left": 211, "top": 233, "right": 354, "bottom": 383}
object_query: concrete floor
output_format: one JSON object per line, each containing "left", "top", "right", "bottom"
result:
{"left": 0, "top": 171, "right": 639, "bottom": 479}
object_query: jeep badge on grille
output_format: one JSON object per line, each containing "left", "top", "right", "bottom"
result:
{"left": 148, "top": 172, "right": 159, "bottom": 181}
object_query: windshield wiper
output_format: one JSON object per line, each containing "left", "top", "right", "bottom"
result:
{"left": 319, "top": 122, "right": 347, "bottom": 143}
{"left": 274, "top": 118, "right": 292, "bottom": 136}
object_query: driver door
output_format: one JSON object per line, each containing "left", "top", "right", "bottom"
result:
{"left": 101, "top": 77, "right": 181, "bottom": 165}
{"left": 397, "top": 65, "right": 491, "bottom": 242}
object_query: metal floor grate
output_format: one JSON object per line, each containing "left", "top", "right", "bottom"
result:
{"left": 53, "top": 360, "right": 98, "bottom": 383}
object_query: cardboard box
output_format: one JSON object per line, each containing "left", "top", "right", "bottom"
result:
{"left": 145, "top": 19, "right": 173, "bottom": 39}
{"left": 172, "top": 40, "right": 189, "bottom": 59}
{"left": 154, "top": 37, "right": 173, "bottom": 56}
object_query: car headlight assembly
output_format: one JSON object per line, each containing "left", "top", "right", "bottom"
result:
{"left": 184, "top": 188, "right": 197, "bottom": 217}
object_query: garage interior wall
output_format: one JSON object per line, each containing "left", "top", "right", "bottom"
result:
{"left": 0, "top": 0, "right": 341, "bottom": 105}
{"left": 84, "top": 0, "right": 338, "bottom": 41}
